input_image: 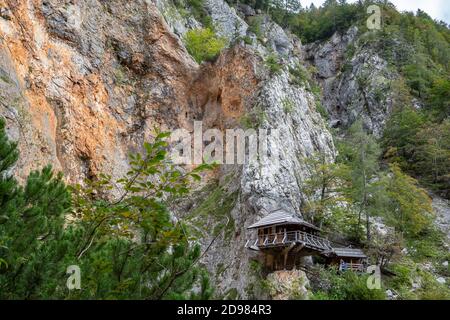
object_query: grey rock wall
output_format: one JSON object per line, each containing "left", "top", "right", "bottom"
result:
{"left": 306, "top": 27, "right": 399, "bottom": 137}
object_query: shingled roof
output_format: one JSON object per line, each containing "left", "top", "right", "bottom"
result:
{"left": 327, "top": 247, "right": 367, "bottom": 259}
{"left": 247, "top": 209, "right": 320, "bottom": 231}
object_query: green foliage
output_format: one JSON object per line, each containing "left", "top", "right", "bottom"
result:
{"left": 265, "top": 53, "right": 282, "bottom": 75}
{"left": 0, "top": 118, "right": 72, "bottom": 299}
{"left": 252, "top": 0, "right": 364, "bottom": 43}
{"left": 303, "top": 123, "right": 412, "bottom": 246}
{"left": 301, "top": 153, "right": 350, "bottom": 227}
{"left": 0, "top": 119, "right": 215, "bottom": 299}
{"left": 245, "top": 260, "right": 269, "bottom": 299}
{"left": 379, "top": 164, "right": 434, "bottom": 238}
{"left": 67, "top": 132, "right": 216, "bottom": 300}
{"left": 382, "top": 107, "right": 426, "bottom": 162}
{"left": 0, "top": 71, "right": 12, "bottom": 85}
{"left": 244, "top": 0, "right": 450, "bottom": 120}
{"left": 416, "top": 271, "right": 450, "bottom": 300}
{"left": 288, "top": 63, "right": 310, "bottom": 87}
{"left": 311, "top": 266, "right": 386, "bottom": 300}
{"left": 386, "top": 256, "right": 450, "bottom": 300}
{"left": 113, "top": 65, "right": 128, "bottom": 86}
{"left": 247, "top": 15, "right": 264, "bottom": 40}
{"left": 368, "top": 4, "right": 450, "bottom": 121}
{"left": 0, "top": 118, "right": 19, "bottom": 217}
{"left": 383, "top": 108, "right": 450, "bottom": 197}
{"left": 241, "top": 35, "right": 253, "bottom": 45}
{"left": 315, "top": 101, "right": 329, "bottom": 120}
{"left": 413, "top": 120, "right": 450, "bottom": 195}
{"left": 184, "top": 28, "right": 226, "bottom": 64}
{"left": 388, "top": 260, "right": 415, "bottom": 291}
{"left": 338, "top": 120, "right": 382, "bottom": 242}
{"left": 188, "top": 180, "right": 237, "bottom": 242}
{"left": 406, "top": 227, "right": 447, "bottom": 262}
{"left": 429, "top": 77, "right": 450, "bottom": 119}
{"left": 306, "top": 116, "right": 438, "bottom": 247}
{"left": 367, "top": 224, "right": 403, "bottom": 268}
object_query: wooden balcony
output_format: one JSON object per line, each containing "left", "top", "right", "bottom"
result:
{"left": 245, "top": 230, "right": 333, "bottom": 252}
{"left": 339, "top": 262, "right": 365, "bottom": 273}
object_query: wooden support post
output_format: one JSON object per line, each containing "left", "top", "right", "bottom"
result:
{"left": 282, "top": 243, "right": 295, "bottom": 270}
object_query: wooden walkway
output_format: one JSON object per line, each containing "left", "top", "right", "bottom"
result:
{"left": 245, "top": 230, "right": 333, "bottom": 252}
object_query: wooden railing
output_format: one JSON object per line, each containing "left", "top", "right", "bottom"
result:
{"left": 245, "top": 230, "right": 332, "bottom": 252}
{"left": 339, "top": 263, "right": 365, "bottom": 272}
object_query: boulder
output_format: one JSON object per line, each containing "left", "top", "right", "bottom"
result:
{"left": 266, "top": 270, "right": 310, "bottom": 300}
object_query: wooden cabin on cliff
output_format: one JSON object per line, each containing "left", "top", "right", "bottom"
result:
{"left": 245, "top": 209, "right": 332, "bottom": 270}
{"left": 245, "top": 209, "right": 368, "bottom": 272}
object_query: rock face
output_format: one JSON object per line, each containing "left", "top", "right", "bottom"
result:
{"left": 306, "top": 27, "right": 398, "bottom": 137}
{"left": 0, "top": 0, "right": 257, "bottom": 183}
{"left": 0, "top": 0, "right": 200, "bottom": 183}
{"left": 242, "top": 70, "right": 334, "bottom": 217}
{"left": 0, "top": 0, "right": 336, "bottom": 298}
{"left": 200, "top": 59, "right": 335, "bottom": 298}
{"left": 155, "top": 0, "right": 201, "bottom": 37}
{"left": 204, "top": 0, "right": 248, "bottom": 41}
{"left": 266, "top": 270, "right": 310, "bottom": 300}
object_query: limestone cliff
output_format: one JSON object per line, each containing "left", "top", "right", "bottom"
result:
{"left": 305, "top": 27, "right": 399, "bottom": 137}
{"left": 0, "top": 0, "right": 338, "bottom": 298}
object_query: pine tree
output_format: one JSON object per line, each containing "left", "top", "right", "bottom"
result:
{"left": 0, "top": 118, "right": 215, "bottom": 299}
{"left": 0, "top": 117, "right": 71, "bottom": 298}
{"left": 0, "top": 118, "right": 19, "bottom": 218}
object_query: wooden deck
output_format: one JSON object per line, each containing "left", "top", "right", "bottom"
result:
{"left": 245, "top": 230, "right": 333, "bottom": 252}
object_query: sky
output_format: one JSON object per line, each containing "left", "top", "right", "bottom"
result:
{"left": 299, "top": 0, "right": 450, "bottom": 24}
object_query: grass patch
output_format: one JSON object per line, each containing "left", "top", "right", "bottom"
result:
{"left": 282, "top": 98, "right": 295, "bottom": 114}
{"left": 315, "top": 101, "right": 329, "bottom": 120}
{"left": 289, "top": 63, "right": 310, "bottom": 87}
{"left": 265, "top": 53, "right": 282, "bottom": 75}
